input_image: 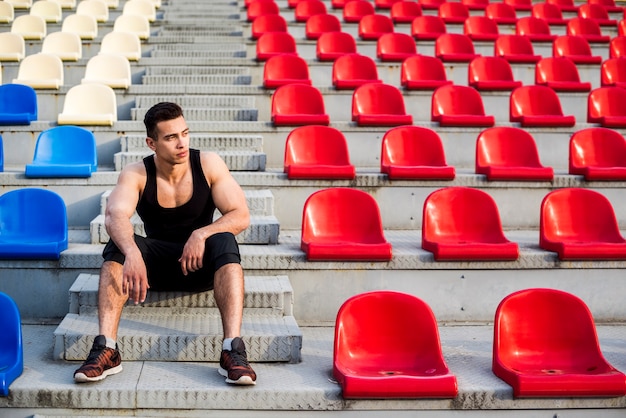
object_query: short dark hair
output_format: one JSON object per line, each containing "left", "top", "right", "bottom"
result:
{"left": 143, "top": 102, "right": 184, "bottom": 139}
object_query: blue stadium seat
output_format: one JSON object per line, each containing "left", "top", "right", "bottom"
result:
{"left": 0, "top": 188, "right": 68, "bottom": 259}
{"left": 0, "top": 135, "right": 4, "bottom": 172}
{"left": 0, "top": 84, "right": 37, "bottom": 125}
{"left": 25, "top": 125, "right": 97, "bottom": 178}
{"left": 0, "top": 292, "right": 23, "bottom": 396}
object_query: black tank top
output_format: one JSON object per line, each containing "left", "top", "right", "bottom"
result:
{"left": 136, "top": 149, "right": 216, "bottom": 242}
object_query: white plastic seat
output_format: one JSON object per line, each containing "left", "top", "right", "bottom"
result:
{"left": 82, "top": 53, "right": 131, "bottom": 88}
{"left": 0, "top": 1, "right": 15, "bottom": 23}
{"left": 122, "top": 0, "right": 155, "bottom": 21}
{"left": 30, "top": 0, "right": 62, "bottom": 22}
{"left": 13, "top": 52, "right": 63, "bottom": 89}
{"left": 61, "top": 13, "right": 97, "bottom": 39}
{"left": 101, "top": 0, "right": 118, "bottom": 8}
{"left": 58, "top": 83, "right": 117, "bottom": 125}
{"left": 42, "top": 32, "right": 82, "bottom": 61}
{"left": 0, "top": 33, "right": 26, "bottom": 61}
{"left": 76, "top": 0, "right": 108, "bottom": 22}
{"left": 4, "top": 0, "right": 33, "bottom": 10}
{"left": 49, "top": 0, "right": 77, "bottom": 9}
{"left": 100, "top": 31, "right": 142, "bottom": 61}
{"left": 113, "top": 14, "right": 150, "bottom": 39}
{"left": 11, "top": 14, "right": 46, "bottom": 40}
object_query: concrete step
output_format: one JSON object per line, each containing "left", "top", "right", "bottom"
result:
{"left": 53, "top": 312, "right": 302, "bottom": 362}
{"left": 131, "top": 105, "right": 258, "bottom": 121}
{"left": 114, "top": 150, "right": 266, "bottom": 171}
{"left": 140, "top": 74, "right": 253, "bottom": 85}
{"left": 144, "top": 66, "right": 251, "bottom": 76}
{"left": 68, "top": 273, "right": 294, "bottom": 316}
{"left": 120, "top": 133, "right": 264, "bottom": 152}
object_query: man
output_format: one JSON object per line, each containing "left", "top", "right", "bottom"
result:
{"left": 73, "top": 102, "right": 256, "bottom": 385}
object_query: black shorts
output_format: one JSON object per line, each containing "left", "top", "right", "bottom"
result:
{"left": 102, "top": 232, "right": 241, "bottom": 292}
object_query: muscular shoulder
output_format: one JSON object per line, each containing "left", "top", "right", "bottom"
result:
{"left": 198, "top": 151, "right": 230, "bottom": 185}
{"left": 116, "top": 160, "right": 147, "bottom": 190}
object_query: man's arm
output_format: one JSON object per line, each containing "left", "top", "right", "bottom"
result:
{"left": 104, "top": 163, "right": 149, "bottom": 304}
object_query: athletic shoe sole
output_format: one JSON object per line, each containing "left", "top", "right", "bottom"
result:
{"left": 74, "top": 364, "right": 123, "bottom": 383}
{"left": 218, "top": 367, "right": 256, "bottom": 385}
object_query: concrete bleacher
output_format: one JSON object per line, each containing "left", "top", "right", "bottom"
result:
{"left": 0, "top": 0, "right": 626, "bottom": 415}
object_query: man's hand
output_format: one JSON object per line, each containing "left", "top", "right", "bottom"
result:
{"left": 122, "top": 252, "right": 149, "bottom": 304}
{"left": 179, "top": 230, "right": 207, "bottom": 275}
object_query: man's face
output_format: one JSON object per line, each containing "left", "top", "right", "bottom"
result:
{"left": 148, "top": 116, "right": 190, "bottom": 163}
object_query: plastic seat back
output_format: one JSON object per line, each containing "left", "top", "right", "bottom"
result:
{"left": 332, "top": 53, "right": 381, "bottom": 89}
{"left": 263, "top": 54, "right": 312, "bottom": 88}
{"left": 41, "top": 31, "right": 82, "bottom": 61}
{"left": 376, "top": 32, "right": 417, "bottom": 61}
{"left": 4, "top": 0, "right": 32, "bottom": 9}
{"left": 61, "top": 13, "right": 98, "bottom": 40}
{"left": 0, "top": 135, "right": 3, "bottom": 172}
{"left": 587, "top": 86, "right": 626, "bottom": 127}
{"left": 493, "top": 288, "right": 626, "bottom": 397}
{"left": 100, "top": 31, "right": 142, "bottom": 61}
{"left": 316, "top": 31, "right": 357, "bottom": 60}
{"left": 515, "top": 16, "right": 556, "bottom": 42}
{"left": 256, "top": 32, "right": 297, "bottom": 61}
{"left": 25, "top": 125, "right": 97, "bottom": 177}
{"left": 411, "top": 15, "right": 446, "bottom": 40}
{"left": 305, "top": 13, "right": 341, "bottom": 39}
{"left": 435, "top": 33, "right": 478, "bottom": 62}
{"left": 122, "top": 0, "right": 156, "bottom": 22}
{"left": 484, "top": 2, "right": 518, "bottom": 24}
{"left": 0, "top": 188, "right": 68, "bottom": 259}
{"left": 462, "top": 0, "right": 489, "bottom": 10}
{"left": 476, "top": 126, "right": 554, "bottom": 180}
{"left": 11, "top": 14, "right": 46, "bottom": 40}
{"left": 400, "top": 54, "right": 451, "bottom": 90}
{"left": 284, "top": 125, "right": 355, "bottom": 179}
{"left": 431, "top": 84, "right": 495, "bottom": 127}
{"left": 57, "top": 83, "right": 117, "bottom": 126}
{"left": 246, "top": 0, "right": 279, "bottom": 21}
{"left": 601, "top": 57, "right": 626, "bottom": 86}
{"left": 422, "top": 187, "right": 519, "bottom": 260}
{"left": 301, "top": 187, "right": 392, "bottom": 261}
{"left": 578, "top": 3, "right": 616, "bottom": 26}
{"left": 13, "top": 52, "right": 63, "bottom": 89}
{"left": 0, "top": 1, "right": 14, "bottom": 23}
{"left": 358, "top": 13, "right": 394, "bottom": 40}
{"left": 76, "top": 0, "right": 109, "bottom": 22}
{"left": 553, "top": 35, "right": 602, "bottom": 64}
{"left": 30, "top": 0, "right": 61, "bottom": 22}
{"left": 438, "top": 1, "right": 469, "bottom": 23}
{"left": 0, "top": 292, "right": 23, "bottom": 396}
{"left": 504, "top": 0, "right": 532, "bottom": 10}
{"left": 609, "top": 35, "right": 626, "bottom": 58}
{"left": 271, "top": 83, "right": 330, "bottom": 126}
{"left": 569, "top": 127, "right": 626, "bottom": 179}
{"left": 535, "top": 57, "right": 592, "bottom": 91}
{"left": 334, "top": 291, "right": 457, "bottom": 399}
{"left": 82, "top": 53, "right": 132, "bottom": 89}
{"left": 619, "top": 20, "right": 626, "bottom": 38}
{"left": 510, "top": 85, "right": 576, "bottom": 126}
{"left": 381, "top": 126, "right": 455, "bottom": 180}
{"left": 418, "top": 0, "right": 445, "bottom": 10}
{"left": 342, "top": 0, "right": 375, "bottom": 23}
{"left": 0, "top": 32, "right": 25, "bottom": 61}
{"left": 251, "top": 14, "right": 287, "bottom": 39}
{"left": 546, "top": 0, "right": 578, "bottom": 12}
{"left": 566, "top": 17, "right": 609, "bottom": 43}
{"left": 468, "top": 56, "right": 522, "bottom": 91}
{"left": 531, "top": 2, "right": 567, "bottom": 25}
{"left": 588, "top": 0, "right": 623, "bottom": 12}
{"left": 294, "top": 0, "right": 326, "bottom": 22}
{"left": 352, "top": 83, "right": 413, "bottom": 126}
{"left": 114, "top": 14, "right": 151, "bottom": 40}
{"left": 494, "top": 34, "right": 540, "bottom": 63}
{"left": 390, "top": 1, "right": 422, "bottom": 23}
{"left": 0, "top": 83, "right": 37, "bottom": 125}
{"left": 464, "top": 15, "right": 499, "bottom": 41}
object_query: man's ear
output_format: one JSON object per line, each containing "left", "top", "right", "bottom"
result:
{"left": 146, "top": 136, "right": 156, "bottom": 151}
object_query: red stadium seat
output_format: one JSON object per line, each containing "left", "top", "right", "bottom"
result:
{"left": 468, "top": 56, "right": 522, "bottom": 91}
{"left": 271, "top": 83, "right": 330, "bottom": 126}
{"left": 540, "top": 188, "right": 626, "bottom": 260}
{"left": 569, "top": 127, "right": 626, "bottom": 180}
{"left": 250, "top": 14, "right": 287, "bottom": 39}
{"left": 390, "top": 1, "right": 422, "bottom": 23}
{"left": 263, "top": 54, "right": 312, "bottom": 89}
{"left": 609, "top": 35, "right": 626, "bottom": 58}
{"left": 493, "top": 288, "right": 626, "bottom": 397}
{"left": 301, "top": 188, "right": 392, "bottom": 261}
{"left": 435, "top": 33, "right": 480, "bottom": 62}
{"left": 476, "top": 126, "right": 554, "bottom": 181}
{"left": 553, "top": 35, "right": 603, "bottom": 64}
{"left": 535, "top": 57, "right": 593, "bottom": 92}
{"left": 332, "top": 53, "right": 382, "bottom": 89}
{"left": 256, "top": 32, "right": 298, "bottom": 61}
{"left": 431, "top": 84, "right": 495, "bottom": 127}
{"left": 601, "top": 56, "right": 626, "bottom": 87}
{"left": 464, "top": 15, "right": 500, "bottom": 41}
{"left": 343, "top": 0, "right": 375, "bottom": 22}
{"left": 334, "top": 291, "right": 458, "bottom": 399}
{"left": 578, "top": 3, "right": 618, "bottom": 26}
{"left": 411, "top": 15, "right": 447, "bottom": 40}
{"left": 422, "top": 187, "right": 519, "bottom": 261}
{"left": 316, "top": 31, "right": 358, "bottom": 61}
{"left": 462, "top": 0, "right": 489, "bottom": 11}
{"left": 305, "top": 13, "right": 342, "bottom": 39}
{"left": 484, "top": 2, "right": 518, "bottom": 25}
{"left": 494, "top": 34, "right": 541, "bottom": 63}
{"left": 418, "top": 0, "right": 446, "bottom": 10}
{"left": 619, "top": 18, "right": 626, "bottom": 36}
{"left": 546, "top": 0, "right": 578, "bottom": 12}
{"left": 375, "top": 0, "right": 402, "bottom": 9}
{"left": 504, "top": 0, "right": 532, "bottom": 11}
{"left": 247, "top": 0, "right": 279, "bottom": 22}
{"left": 587, "top": 86, "right": 626, "bottom": 127}
{"left": 294, "top": 0, "right": 327, "bottom": 22}
{"left": 566, "top": 17, "right": 610, "bottom": 43}
{"left": 352, "top": 83, "right": 413, "bottom": 126}
{"left": 515, "top": 16, "right": 557, "bottom": 42}
{"left": 531, "top": 2, "right": 568, "bottom": 25}
{"left": 331, "top": 0, "right": 349, "bottom": 8}
{"left": 381, "top": 126, "right": 456, "bottom": 180}
{"left": 283, "top": 125, "right": 356, "bottom": 179}
{"left": 376, "top": 32, "right": 417, "bottom": 61}
{"left": 358, "top": 13, "right": 395, "bottom": 40}
{"left": 438, "top": 1, "right": 470, "bottom": 24}
{"left": 510, "top": 85, "right": 576, "bottom": 127}
{"left": 588, "top": 0, "right": 623, "bottom": 13}
{"left": 401, "top": 54, "right": 452, "bottom": 90}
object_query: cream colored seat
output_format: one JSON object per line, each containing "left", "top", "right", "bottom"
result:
{"left": 61, "top": 13, "right": 97, "bottom": 39}
{"left": 0, "top": 1, "right": 15, "bottom": 23}
{"left": 4, "top": 0, "right": 33, "bottom": 10}
{"left": 42, "top": 32, "right": 82, "bottom": 61}
{"left": 82, "top": 53, "right": 131, "bottom": 88}
{"left": 76, "top": 0, "right": 108, "bottom": 22}
{"left": 30, "top": 0, "right": 62, "bottom": 22}
{"left": 13, "top": 52, "right": 63, "bottom": 89}
{"left": 11, "top": 14, "right": 46, "bottom": 40}
{"left": 0, "top": 33, "right": 26, "bottom": 61}
{"left": 50, "top": 0, "right": 77, "bottom": 9}
{"left": 113, "top": 14, "right": 150, "bottom": 39}
{"left": 101, "top": 0, "right": 118, "bottom": 9}
{"left": 100, "top": 31, "right": 141, "bottom": 61}
{"left": 122, "top": 0, "right": 155, "bottom": 22}
{"left": 58, "top": 83, "right": 117, "bottom": 126}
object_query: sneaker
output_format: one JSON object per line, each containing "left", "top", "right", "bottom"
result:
{"left": 218, "top": 337, "right": 257, "bottom": 385}
{"left": 74, "top": 335, "right": 123, "bottom": 383}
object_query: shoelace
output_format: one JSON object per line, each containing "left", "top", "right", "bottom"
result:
{"left": 84, "top": 344, "right": 109, "bottom": 364}
{"left": 228, "top": 349, "right": 251, "bottom": 367}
